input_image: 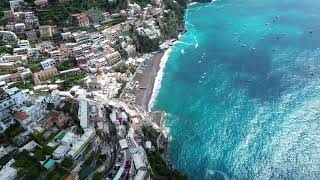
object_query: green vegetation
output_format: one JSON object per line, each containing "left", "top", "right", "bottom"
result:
{"left": 61, "top": 157, "right": 74, "bottom": 169}
{"left": 82, "top": 151, "right": 96, "bottom": 167}
{"left": 61, "top": 102, "right": 84, "bottom": 134}
{"left": 45, "top": 166, "right": 68, "bottom": 180}
{"left": 9, "top": 80, "right": 33, "bottom": 90}
{"left": 100, "top": 18, "right": 126, "bottom": 29}
{"left": 0, "top": 46, "right": 13, "bottom": 55}
{"left": 143, "top": 126, "right": 159, "bottom": 148}
{"left": 0, "top": 0, "right": 10, "bottom": 21}
{"left": 0, "top": 151, "right": 16, "bottom": 166}
{"left": 32, "top": 145, "right": 54, "bottom": 162}
{"left": 92, "top": 172, "right": 104, "bottom": 180}
{"left": 0, "top": 35, "right": 14, "bottom": 54}
{"left": 30, "top": 132, "right": 47, "bottom": 146}
{"left": 56, "top": 59, "right": 77, "bottom": 71}
{"left": 35, "top": 0, "right": 109, "bottom": 25}
{"left": 4, "top": 124, "right": 24, "bottom": 138}
{"left": 130, "top": 29, "right": 159, "bottom": 53}
{"left": 14, "top": 151, "right": 46, "bottom": 179}
{"left": 15, "top": 33, "right": 27, "bottom": 40}
{"left": 134, "top": 0, "right": 152, "bottom": 8}
{"left": 79, "top": 150, "right": 103, "bottom": 179}
{"left": 59, "top": 72, "right": 86, "bottom": 91}
{"left": 33, "top": 147, "right": 46, "bottom": 161}
{"left": 42, "top": 145, "right": 55, "bottom": 155}
{"left": 147, "top": 151, "right": 187, "bottom": 180}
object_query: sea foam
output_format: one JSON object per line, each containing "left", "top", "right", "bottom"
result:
{"left": 148, "top": 42, "right": 178, "bottom": 112}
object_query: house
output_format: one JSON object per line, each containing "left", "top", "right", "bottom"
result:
{"left": 0, "top": 54, "right": 24, "bottom": 62}
{"left": 15, "top": 96, "right": 47, "bottom": 131}
{"left": 40, "top": 58, "right": 56, "bottom": 70}
{"left": 41, "top": 110, "right": 69, "bottom": 129}
{"left": 0, "top": 31, "right": 18, "bottom": 44}
{"left": 53, "top": 145, "right": 70, "bottom": 159}
{"left": 33, "top": 67, "right": 58, "bottom": 85}
{"left": 105, "top": 51, "right": 122, "bottom": 65}
{"left": 9, "top": 0, "right": 24, "bottom": 11}
{"left": 59, "top": 68, "right": 81, "bottom": 77}
{"left": 72, "top": 13, "right": 90, "bottom": 27}
{"left": 6, "top": 87, "right": 26, "bottom": 108}
{"left": 0, "top": 166, "right": 17, "bottom": 180}
{"left": 19, "top": 40, "right": 31, "bottom": 49}
{"left": 0, "top": 63, "right": 17, "bottom": 75}
{"left": 14, "top": 23, "right": 25, "bottom": 32}
{"left": 78, "top": 99, "right": 89, "bottom": 129}
{"left": 35, "top": 41, "right": 53, "bottom": 52}
{"left": 25, "top": 30, "right": 38, "bottom": 40}
{"left": 0, "top": 92, "right": 15, "bottom": 132}
{"left": 39, "top": 25, "right": 53, "bottom": 38}
{"left": 24, "top": 12, "right": 40, "bottom": 29}
{"left": 34, "top": 0, "right": 48, "bottom": 9}
{"left": 48, "top": 49, "right": 63, "bottom": 62}
{"left": 27, "top": 48, "right": 41, "bottom": 58}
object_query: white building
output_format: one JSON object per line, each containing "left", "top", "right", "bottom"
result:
{"left": 78, "top": 99, "right": 89, "bottom": 129}
{"left": 67, "top": 128, "right": 96, "bottom": 159}
{"left": 19, "top": 40, "right": 31, "bottom": 49}
{"left": 0, "top": 31, "right": 18, "bottom": 43}
{"left": 9, "top": 0, "right": 24, "bottom": 11}
{"left": 6, "top": 87, "right": 26, "bottom": 108}
{"left": 0, "top": 166, "right": 17, "bottom": 180}
{"left": 40, "top": 58, "right": 56, "bottom": 70}
{"left": 53, "top": 144, "right": 71, "bottom": 159}
{"left": 14, "top": 23, "right": 26, "bottom": 32}
{"left": 60, "top": 132, "right": 78, "bottom": 146}
{"left": 15, "top": 96, "right": 47, "bottom": 131}
{"left": 0, "top": 92, "right": 15, "bottom": 132}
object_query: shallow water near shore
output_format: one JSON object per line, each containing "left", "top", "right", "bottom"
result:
{"left": 154, "top": 0, "right": 320, "bottom": 179}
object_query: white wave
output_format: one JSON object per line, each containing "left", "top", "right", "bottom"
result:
{"left": 188, "top": 2, "right": 199, "bottom": 6}
{"left": 148, "top": 42, "right": 178, "bottom": 112}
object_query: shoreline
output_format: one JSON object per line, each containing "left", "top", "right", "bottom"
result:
{"left": 132, "top": 51, "right": 165, "bottom": 112}
{"left": 147, "top": 45, "right": 175, "bottom": 112}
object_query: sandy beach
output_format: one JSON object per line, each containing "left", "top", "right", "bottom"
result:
{"left": 132, "top": 51, "right": 165, "bottom": 111}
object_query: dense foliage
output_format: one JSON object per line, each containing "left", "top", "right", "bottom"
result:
{"left": 148, "top": 151, "right": 187, "bottom": 180}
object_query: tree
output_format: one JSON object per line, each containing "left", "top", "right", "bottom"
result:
{"left": 34, "top": 147, "right": 46, "bottom": 161}
{"left": 42, "top": 145, "right": 54, "bottom": 155}
{"left": 92, "top": 172, "right": 104, "bottom": 180}
{"left": 61, "top": 157, "right": 74, "bottom": 169}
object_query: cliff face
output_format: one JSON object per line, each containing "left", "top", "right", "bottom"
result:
{"left": 158, "top": 0, "right": 187, "bottom": 40}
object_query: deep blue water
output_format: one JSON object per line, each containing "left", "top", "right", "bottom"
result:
{"left": 154, "top": 0, "right": 320, "bottom": 179}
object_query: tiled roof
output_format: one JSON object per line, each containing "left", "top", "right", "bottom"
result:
{"left": 14, "top": 112, "right": 29, "bottom": 120}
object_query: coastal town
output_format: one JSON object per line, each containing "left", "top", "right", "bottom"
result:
{"left": 0, "top": 0, "right": 187, "bottom": 179}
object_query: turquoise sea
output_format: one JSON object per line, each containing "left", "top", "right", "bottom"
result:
{"left": 154, "top": 0, "right": 320, "bottom": 179}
